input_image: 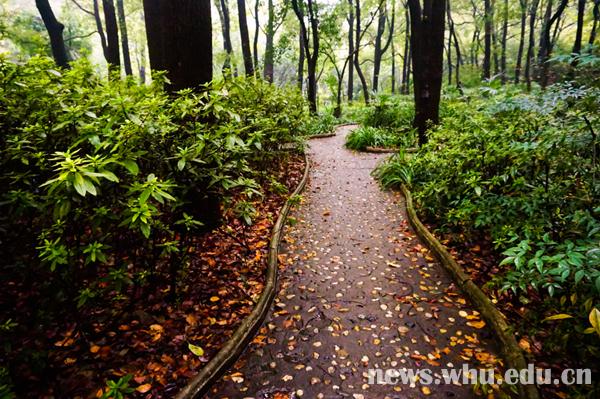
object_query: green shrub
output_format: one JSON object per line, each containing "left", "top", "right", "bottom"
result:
{"left": 301, "top": 112, "right": 337, "bottom": 136}
{"left": 0, "top": 56, "right": 309, "bottom": 314}
{"left": 361, "top": 94, "right": 415, "bottom": 132}
{"left": 345, "top": 126, "right": 412, "bottom": 151}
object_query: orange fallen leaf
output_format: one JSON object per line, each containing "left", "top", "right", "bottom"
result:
{"left": 467, "top": 320, "right": 486, "bottom": 329}
{"left": 136, "top": 383, "right": 152, "bottom": 393}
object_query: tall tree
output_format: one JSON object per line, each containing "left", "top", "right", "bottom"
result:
{"left": 514, "top": 0, "right": 528, "bottom": 83}
{"left": 372, "top": 0, "right": 395, "bottom": 92}
{"left": 253, "top": 0, "right": 260, "bottom": 70}
{"left": 537, "top": 0, "right": 568, "bottom": 87}
{"left": 143, "top": 0, "right": 212, "bottom": 92}
{"left": 524, "top": 0, "right": 540, "bottom": 90}
{"left": 354, "top": 0, "right": 370, "bottom": 104}
{"left": 292, "top": 0, "right": 320, "bottom": 113}
{"left": 102, "top": 0, "right": 120, "bottom": 71}
{"left": 347, "top": 0, "right": 355, "bottom": 101}
{"left": 401, "top": 3, "right": 411, "bottom": 94}
{"left": 573, "top": 0, "right": 587, "bottom": 55}
{"left": 215, "top": 0, "right": 236, "bottom": 73}
{"left": 482, "top": 0, "right": 492, "bottom": 79}
{"left": 116, "top": 0, "right": 132, "bottom": 76}
{"left": 264, "top": 0, "right": 276, "bottom": 81}
{"left": 499, "top": 0, "right": 508, "bottom": 83}
{"left": 407, "top": 0, "right": 446, "bottom": 145}
{"left": 590, "top": 0, "right": 600, "bottom": 46}
{"left": 447, "top": 0, "right": 462, "bottom": 88}
{"left": 36, "top": 0, "right": 70, "bottom": 68}
{"left": 237, "top": 0, "right": 255, "bottom": 75}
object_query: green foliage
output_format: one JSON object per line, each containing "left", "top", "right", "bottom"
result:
{"left": 0, "top": 56, "right": 308, "bottom": 316}
{"left": 375, "top": 84, "right": 600, "bottom": 384}
{"left": 301, "top": 112, "right": 337, "bottom": 136}
{"left": 361, "top": 95, "right": 415, "bottom": 132}
{"left": 345, "top": 126, "right": 411, "bottom": 151}
{"left": 100, "top": 374, "right": 135, "bottom": 399}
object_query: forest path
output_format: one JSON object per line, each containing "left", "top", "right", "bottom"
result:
{"left": 208, "top": 125, "right": 500, "bottom": 399}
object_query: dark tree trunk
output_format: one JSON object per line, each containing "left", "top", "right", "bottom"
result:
{"left": 448, "top": 0, "right": 462, "bottom": 89}
{"left": 253, "top": 0, "right": 260, "bottom": 71}
{"left": 407, "top": 0, "right": 446, "bottom": 146}
{"left": 537, "top": 0, "right": 568, "bottom": 88}
{"left": 573, "top": 0, "right": 587, "bottom": 55}
{"left": 590, "top": 0, "right": 600, "bottom": 46}
{"left": 264, "top": 0, "right": 275, "bottom": 81}
{"left": 93, "top": 0, "right": 109, "bottom": 60}
{"left": 354, "top": 0, "right": 370, "bottom": 104}
{"left": 216, "top": 0, "right": 235, "bottom": 73}
{"left": 500, "top": 0, "right": 508, "bottom": 83}
{"left": 298, "top": 30, "right": 305, "bottom": 90}
{"left": 347, "top": 0, "right": 355, "bottom": 101}
{"left": 292, "top": 0, "right": 319, "bottom": 113}
{"left": 237, "top": 0, "right": 255, "bottom": 75}
{"left": 116, "top": 0, "right": 132, "bottom": 76}
{"left": 103, "top": 0, "right": 121, "bottom": 71}
{"left": 391, "top": 43, "right": 396, "bottom": 94}
{"left": 525, "top": 0, "right": 539, "bottom": 90}
{"left": 143, "top": 0, "right": 212, "bottom": 92}
{"left": 447, "top": 0, "right": 452, "bottom": 85}
{"left": 401, "top": 4, "right": 411, "bottom": 94}
{"left": 373, "top": 0, "right": 395, "bottom": 92}
{"left": 36, "top": 0, "right": 70, "bottom": 68}
{"left": 515, "top": 0, "right": 528, "bottom": 83}
{"left": 491, "top": 0, "right": 499, "bottom": 75}
{"left": 483, "top": 0, "right": 492, "bottom": 79}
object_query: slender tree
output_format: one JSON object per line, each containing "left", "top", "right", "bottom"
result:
{"left": 372, "top": 0, "right": 395, "bottom": 92}
{"left": 238, "top": 0, "right": 255, "bottom": 75}
{"left": 347, "top": 0, "right": 355, "bottom": 101}
{"left": 36, "top": 0, "right": 70, "bottom": 68}
{"left": 291, "top": 0, "right": 320, "bottom": 113}
{"left": 500, "top": 0, "right": 508, "bottom": 83}
{"left": 401, "top": 3, "right": 411, "bottom": 94}
{"left": 215, "top": 0, "right": 236, "bottom": 73}
{"left": 354, "top": 0, "right": 370, "bottom": 104}
{"left": 524, "top": 0, "right": 540, "bottom": 90}
{"left": 143, "top": 0, "right": 212, "bottom": 91}
{"left": 482, "top": 0, "right": 492, "bottom": 79}
{"left": 537, "top": 0, "right": 568, "bottom": 87}
{"left": 590, "top": 0, "right": 600, "bottom": 46}
{"left": 116, "top": 0, "right": 132, "bottom": 76}
{"left": 298, "top": 30, "right": 305, "bottom": 90}
{"left": 253, "top": 0, "right": 260, "bottom": 70}
{"left": 407, "top": 0, "right": 446, "bottom": 145}
{"left": 264, "top": 0, "right": 275, "bottom": 81}
{"left": 514, "top": 0, "right": 528, "bottom": 83}
{"left": 573, "top": 0, "right": 587, "bottom": 55}
{"left": 103, "top": 0, "right": 120, "bottom": 71}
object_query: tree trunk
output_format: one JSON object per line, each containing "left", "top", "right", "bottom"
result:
{"left": 500, "top": 0, "right": 508, "bottom": 83}
{"left": 347, "top": 0, "right": 355, "bottom": 101}
{"left": 292, "top": 0, "right": 319, "bottom": 114}
{"left": 407, "top": 0, "right": 446, "bottom": 146}
{"left": 401, "top": 4, "right": 410, "bottom": 94}
{"left": 391, "top": 43, "right": 396, "bottom": 94}
{"left": 589, "top": 0, "right": 600, "bottom": 46}
{"left": 373, "top": 0, "right": 395, "bottom": 92}
{"left": 573, "top": 0, "right": 586, "bottom": 55}
{"left": 354, "top": 0, "right": 369, "bottom": 104}
{"left": 103, "top": 0, "right": 121, "bottom": 72}
{"left": 264, "top": 0, "right": 275, "bottom": 81}
{"left": 514, "top": 0, "right": 528, "bottom": 83}
{"left": 116, "top": 0, "right": 132, "bottom": 76}
{"left": 36, "top": 0, "right": 70, "bottom": 68}
{"left": 237, "top": 0, "right": 254, "bottom": 75}
{"left": 253, "top": 0, "right": 260, "bottom": 71}
{"left": 448, "top": 0, "right": 462, "bottom": 89}
{"left": 525, "top": 0, "right": 539, "bottom": 91}
{"left": 93, "top": 0, "right": 109, "bottom": 61}
{"left": 298, "top": 30, "right": 305, "bottom": 90}
{"left": 215, "top": 0, "right": 235, "bottom": 73}
{"left": 537, "top": 0, "right": 569, "bottom": 88}
{"left": 491, "top": 0, "right": 500, "bottom": 75}
{"left": 483, "top": 0, "right": 492, "bottom": 79}
{"left": 143, "top": 0, "right": 212, "bottom": 92}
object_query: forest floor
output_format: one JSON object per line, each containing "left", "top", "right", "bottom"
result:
{"left": 208, "top": 125, "right": 503, "bottom": 399}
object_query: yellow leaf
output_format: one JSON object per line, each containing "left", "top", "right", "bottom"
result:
{"left": 467, "top": 320, "right": 486, "bottom": 329}
{"left": 136, "top": 383, "right": 152, "bottom": 393}
{"left": 422, "top": 386, "right": 431, "bottom": 395}
{"left": 542, "top": 313, "right": 573, "bottom": 322}
{"left": 589, "top": 308, "right": 600, "bottom": 336}
{"left": 210, "top": 296, "right": 220, "bottom": 302}
{"left": 188, "top": 342, "right": 204, "bottom": 357}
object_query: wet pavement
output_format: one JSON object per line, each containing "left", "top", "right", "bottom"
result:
{"left": 207, "top": 125, "right": 500, "bottom": 399}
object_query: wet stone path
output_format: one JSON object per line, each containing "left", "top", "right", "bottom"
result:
{"left": 208, "top": 126, "right": 501, "bottom": 399}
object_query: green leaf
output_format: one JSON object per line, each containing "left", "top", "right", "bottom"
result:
{"left": 589, "top": 308, "right": 600, "bottom": 337}
{"left": 73, "top": 173, "right": 87, "bottom": 196}
{"left": 122, "top": 160, "right": 139, "bottom": 175}
{"left": 188, "top": 342, "right": 204, "bottom": 357}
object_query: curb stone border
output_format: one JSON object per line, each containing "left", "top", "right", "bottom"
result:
{"left": 308, "top": 122, "right": 358, "bottom": 139}
{"left": 176, "top": 152, "right": 310, "bottom": 399}
{"left": 400, "top": 184, "right": 540, "bottom": 399}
